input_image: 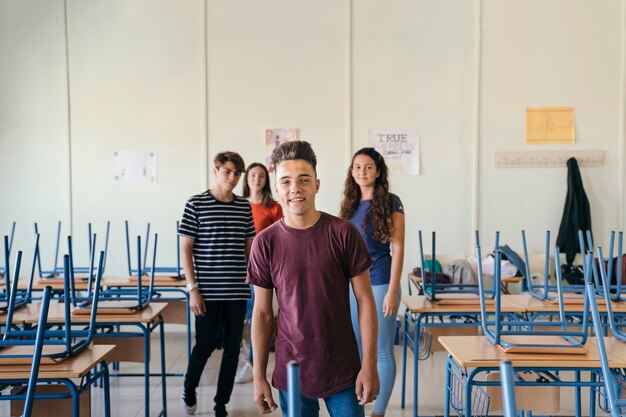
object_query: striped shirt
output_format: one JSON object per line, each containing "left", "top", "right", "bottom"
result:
{"left": 178, "top": 191, "right": 256, "bottom": 301}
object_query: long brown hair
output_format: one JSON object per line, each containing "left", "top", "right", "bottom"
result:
{"left": 242, "top": 163, "right": 275, "bottom": 208}
{"left": 339, "top": 147, "right": 393, "bottom": 243}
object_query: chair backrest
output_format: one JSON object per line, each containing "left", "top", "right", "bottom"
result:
{"left": 499, "top": 361, "right": 518, "bottom": 417}
{"left": 125, "top": 220, "right": 183, "bottom": 278}
{"left": 419, "top": 231, "right": 488, "bottom": 302}
{"left": 74, "top": 234, "right": 156, "bottom": 312}
{"left": 1, "top": 237, "right": 29, "bottom": 314}
{"left": 21, "top": 285, "right": 53, "bottom": 417}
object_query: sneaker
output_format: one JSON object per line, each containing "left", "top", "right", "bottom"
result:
{"left": 234, "top": 361, "right": 253, "bottom": 384}
{"left": 214, "top": 403, "right": 228, "bottom": 417}
{"left": 181, "top": 386, "right": 197, "bottom": 415}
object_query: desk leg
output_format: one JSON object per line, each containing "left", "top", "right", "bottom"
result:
{"left": 575, "top": 370, "right": 581, "bottom": 417}
{"left": 443, "top": 355, "right": 451, "bottom": 417}
{"left": 102, "top": 361, "right": 111, "bottom": 417}
{"left": 159, "top": 316, "right": 168, "bottom": 416}
{"left": 401, "top": 311, "right": 408, "bottom": 409}
{"left": 143, "top": 326, "right": 151, "bottom": 417}
{"left": 413, "top": 317, "right": 420, "bottom": 417}
{"left": 589, "top": 371, "right": 596, "bottom": 417}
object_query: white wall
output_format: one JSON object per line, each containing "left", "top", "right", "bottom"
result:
{"left": 1, "top": 1, "right": 625, "bottom": 288}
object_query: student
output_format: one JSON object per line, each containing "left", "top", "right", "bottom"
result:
{"left": 179, "top": 151, "right": 256, "bottom": 417}
{"left": 340, "top": 147, "right": 405, "bottom": 417}
{"left": 248, "top": 141, "right": 379, "bottom": 417}
{"left": 235, "top": 162, "right": 283, "bottom": 384}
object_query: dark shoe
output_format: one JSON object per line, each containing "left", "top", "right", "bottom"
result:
{"left": 214, "top": 403, "right": 228, "bottom": 417}
{"left": 181, "top": 386, "right": 197, "bottom": 415}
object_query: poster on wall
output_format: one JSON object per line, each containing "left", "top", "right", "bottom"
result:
{"left": 368, "top": 130, "right": 420, "bottom": 175}
{"left": 112, "top": 150, "right": 157, "bottom": 183}
{"left": 265, "top": 128, "right": 298, "bottom": 172}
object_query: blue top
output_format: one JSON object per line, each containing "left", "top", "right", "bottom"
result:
{"left": 349, "top": 194, "right": 404, "bottom": 286}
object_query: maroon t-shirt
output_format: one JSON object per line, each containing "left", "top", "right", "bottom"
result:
{"left": 247, "top": 212, "right": 373, "bottom": 398}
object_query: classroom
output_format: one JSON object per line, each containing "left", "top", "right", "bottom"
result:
{"left": 1, "top": 1, "right": 625, "bottom": 416}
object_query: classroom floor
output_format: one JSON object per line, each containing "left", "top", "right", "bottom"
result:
{"left": 5, "top": 325, "right": 612, "bottom": 416}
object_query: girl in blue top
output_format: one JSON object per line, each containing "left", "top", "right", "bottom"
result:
{"left": 340, "top": 147, "right": 405, "bottom": 417}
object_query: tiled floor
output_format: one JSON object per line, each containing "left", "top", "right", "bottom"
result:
{"left": 7, "top": 324, "right": 613, "bottom": 416}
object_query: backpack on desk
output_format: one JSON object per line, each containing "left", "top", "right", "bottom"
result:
{"left": 443, "top": 259, "right": 476, "bottom": 289}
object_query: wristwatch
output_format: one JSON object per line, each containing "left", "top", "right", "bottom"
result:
{"left": 186, "top": 282, "right": 199, "bottom": 293}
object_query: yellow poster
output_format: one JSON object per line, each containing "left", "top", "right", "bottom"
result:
{"left": 526, "top": 107, "right": 575, "bottom": 144}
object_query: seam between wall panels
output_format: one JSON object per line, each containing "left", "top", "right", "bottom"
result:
{"left": 203, "top": 0, "right": 209, "bottom": 190}
{"left": 617, "top": 1, "right": 626, "bottom": 230}
{"left": 63, "top": 0, "right": 74, "bottom": 236}
{"left": 470, "top": 0, "right": 482, "bottom": 250}
{"left": 346, "top": 0, "right": 353, "bottom": 165}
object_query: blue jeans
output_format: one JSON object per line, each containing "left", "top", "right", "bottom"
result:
{"left": 350, "top": 283, "right": 399, "bottom": 415}
{"left": 279, "top": 385, "right": 364, "bottom": 417}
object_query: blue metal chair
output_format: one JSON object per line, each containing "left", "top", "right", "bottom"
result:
{"left": 595, "top": 231, "right": 626, "bottom": 302}
{"left": 19, "top": 285, "right": 53, "bottom": 417}
{"left": 34, "top": 221, "right": 110, "bottom": 278}
{"left": 586, "top": 280, "right": 626, "bottom": 417}
{"left": 287, "top": 361, "right": 301, "bottom": 417}
{"left": 0, "top": 221, "right": 16, "bottom": 277}
{"left": 125, "top": 220, "right": 183, "bottom": 278}
{"left": 418, "top": 231, "right": 494, "bottom": 303}
{"left": 477, "top": 243, "right": 590, "bottom": 352}
{"left": 0, "top": 252, "right": 103, "bottom": 362}
{"left": 73, "top": 235, "right": 156, "bottom": 313}
{"left": 499, "top": 360, "right": 518, "bottom": 417}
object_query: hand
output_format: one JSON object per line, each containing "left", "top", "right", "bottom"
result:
{"left": 355, "top": 366, "right": 379, "bottom": 405}
{"left": 254, "top": 379, "right": 278, "bottom": 414}
{"left": 382, "top": 290, "right": 399, "bottom": 317}
{"left": 189, "top": 290, "right": 206, "bottom": 316}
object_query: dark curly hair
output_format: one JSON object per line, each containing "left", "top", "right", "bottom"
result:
{"left": 242, "top": 163, "right": 275, "bottom": 208}
{"left": 339, "top": 147, "right": 393, "bottom": 243}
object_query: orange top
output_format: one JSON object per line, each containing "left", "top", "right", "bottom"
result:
{"left": 250, "top": 201, "right": 283, "bottom": 234}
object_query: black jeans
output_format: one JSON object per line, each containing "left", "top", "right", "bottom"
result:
{"left": 184, "top": 299, "right": 247, "bottom": 405}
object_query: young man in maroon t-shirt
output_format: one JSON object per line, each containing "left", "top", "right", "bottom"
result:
{"left": 247, "top": 141, "right": 379, "bottom": 417}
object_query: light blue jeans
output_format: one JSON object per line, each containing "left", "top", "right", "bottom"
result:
{"left": 350, "top": 283, "right": 399, "bottom": 415}
{"left": 279, "top": 384, "right": 364, "bottom": 417}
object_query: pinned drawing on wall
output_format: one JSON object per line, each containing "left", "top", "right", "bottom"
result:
{"left": 369, "top": 130, "right": 420, "bottom": 175}
{"left": 265, "top": 128, "right": 298, "bottom": 172}
{"left": 112, "top": 150, "right": 157, "bottom": 183}
{"left": 526, "top": 106, "right": 575, "bottom": 144}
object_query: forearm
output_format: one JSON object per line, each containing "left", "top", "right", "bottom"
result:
{"left": 181, "top": 245, "right": 196, "bottom": 284}
{"left": 251, "top": 307, "right": 273, "bottom": 380}
{"left": 388, "top": 242, "right": 404, "bottom": 295}
{"left": 358, "top": 294, "right": 378, "bottom": 369}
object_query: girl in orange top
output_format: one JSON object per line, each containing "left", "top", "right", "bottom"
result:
{"left": 243, "top": 163, "right": 283, "bottom": 233}
{"left": 235, "top": 162, "right": 282, "bottom": 384}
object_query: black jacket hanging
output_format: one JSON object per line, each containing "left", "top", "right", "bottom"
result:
{"left": 556, "top": 157, "right": 592, "bottom": 266}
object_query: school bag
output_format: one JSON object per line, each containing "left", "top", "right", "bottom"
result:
{"left": 442, "top": 259, "right": 476, "bottom": 289}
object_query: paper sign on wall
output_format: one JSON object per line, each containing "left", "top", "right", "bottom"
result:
{"left": 265, "top": 128, "right": 298, "bottom": 172}
{"left": 369, "top": 130, "right": 420, "bottom": 175}
{"left": 112, "top": 150, "right": 157, "bottom": 183}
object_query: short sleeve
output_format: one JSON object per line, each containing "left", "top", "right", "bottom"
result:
{"left": 391, "top": 194, "right": 404, "bottom": 215}
{"left": 247, "top": 236, "right": 274, "bottom": 289}
{"left": 244, "top": 203, "right": 256, "bottom": 239}
{"left": 178, "top": 198, "right": 199, "bottom": 239}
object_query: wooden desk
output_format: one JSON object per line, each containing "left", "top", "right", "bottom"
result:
{"left": 401, "top": 295, "right": 526, "bottom": 417}
{"left": 0, "top": 345, "right": 115, "bottom": 417}
{"left": 439, "top": 335, "right": 626, "bottom": 417}
{"left": 12, "top": 302, "right": 168, "bottom": 417}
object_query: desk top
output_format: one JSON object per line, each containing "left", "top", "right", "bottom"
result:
{"left": 105, "top": 276, "right": 186, "bottom": 287}
{"left": 514, "top": 293, "right": 626, "bottom": 313}
{"left": 9, "top": 302, "right": 168, "bottom": 324}
{"left": 438, "top": 335, "right": 626, "bottom": 368}
{"left": 402, "top": 294, "right": 525, "bottom": 313}
{"left": 0, "top": 345, "right": 115, "bottom": 379}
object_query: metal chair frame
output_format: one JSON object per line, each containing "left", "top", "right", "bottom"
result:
{"left": 125, "top": 220, "right": 183, "bottom": 278}
{"left": 0, "top": 221, "right": 16, "bottom": 277}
